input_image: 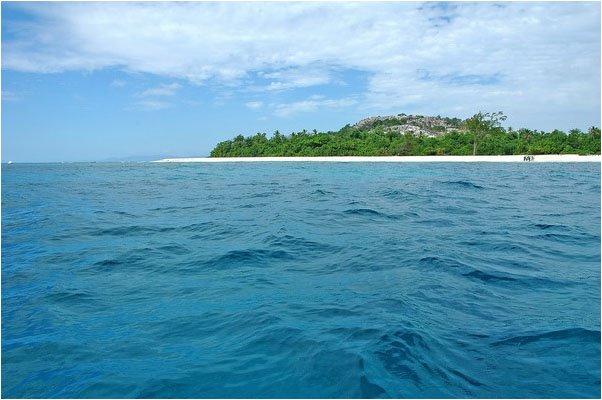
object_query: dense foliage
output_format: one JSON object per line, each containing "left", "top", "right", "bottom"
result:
{"left": 210, "top": 114, "right": 601, "bottom": 157}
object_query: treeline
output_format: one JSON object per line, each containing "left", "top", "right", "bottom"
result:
{"left": 210, "top": 116, "right": 601, "bottom": 157}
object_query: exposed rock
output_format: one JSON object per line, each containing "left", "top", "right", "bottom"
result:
{"left": 354, "top": 113, "right": 463, "bottom": 137}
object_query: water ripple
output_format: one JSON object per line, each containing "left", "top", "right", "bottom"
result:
{"left": 2, "top": 162, "right": 600, "bottom": 398}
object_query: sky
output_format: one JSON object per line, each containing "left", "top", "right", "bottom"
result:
{"left": 1, "top": 1, "right": 600, "bottom": 162}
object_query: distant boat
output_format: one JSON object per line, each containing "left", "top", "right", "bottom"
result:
{"left": 7, "top": 161, "right": 13, "bottom": 164}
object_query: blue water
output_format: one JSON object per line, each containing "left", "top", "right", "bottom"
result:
{"left": 2, "top": 162, "right": 600, "bottom": 398}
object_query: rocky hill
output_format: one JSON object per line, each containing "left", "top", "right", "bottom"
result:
{"left": 353, "top": 113, "right": 465, "bottom": 137}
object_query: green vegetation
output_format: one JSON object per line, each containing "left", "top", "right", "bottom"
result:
{"left": 210, "top": 112, "right": 601, "bottom": 157}
{"left": 465, "top": 111, "right": 507, "bottom": 155}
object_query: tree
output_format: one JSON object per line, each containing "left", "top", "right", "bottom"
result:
{"left": 465, "top": 111, "right": 507, "bottom": 155}
{"left": 209, "top": 112, "right": 600, "bottom": 157}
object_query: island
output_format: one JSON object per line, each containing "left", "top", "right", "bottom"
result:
{"left": 207, "top": 112, "right": 600, "bottom": 158}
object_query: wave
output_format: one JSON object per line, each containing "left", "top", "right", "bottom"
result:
{"left": 312, "top": 189, "right": 334, "bottom": 195}
{"left": 462, "top": 269, "right": 517, "bottom": 282}
{"left": 304, "top": 307, "right": 361, "bottom": 318}
{"left": 418, "top": 256, "right": 569, "bottom": 288}
{"left": 59, "top": 221, "right": 220, "bottom": 239}
{"left": 492, "top": 328, "right": 601, "bottom": 347}
{"left": 45, "top": 290, "right": 99, "bottom": 305}
{"left": 202, "top": 248, "right": 294, "bottom": 269}
{"left": 537, "top": 231, "right": 600, "bottom": 243}
{"left": 149, "top": 205, "right": 196, "bottom": 212}
{"left": 344, "top": 208, "right": 399, "bottom": 220}
{"left": 93, "top": 210, "right": 138, "bottom": 217}
{"left": 442, "top": 180, "right": 485, "bottom": 189}
{"left": 380, "top": 189, "right": 413, "bottom": 199}
{"left": 264, "top": 234, "right": 340, "bottom": 255}
{"left": 155, "top": 244, "right": 190, "bottom": 255}
{"left": 533, "top": 223, "right": 566, "bottom": 230}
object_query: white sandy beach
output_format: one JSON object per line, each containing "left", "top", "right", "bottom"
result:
{"left": 154, "top": 155, "right": 601, "bottom": 163}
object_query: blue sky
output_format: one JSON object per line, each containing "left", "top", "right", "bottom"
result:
{"left": 2, "top": 1, "right": 600, "bottom": 162}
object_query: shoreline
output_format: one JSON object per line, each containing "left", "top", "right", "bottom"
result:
{"left": 154, "top": 155, "right": 601, "bottom": 163}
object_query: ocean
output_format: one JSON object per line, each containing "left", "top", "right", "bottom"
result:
{"left": 2, "top": 162, "right": 600, "bottom": 398}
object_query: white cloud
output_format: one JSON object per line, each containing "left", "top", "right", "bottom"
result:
{"left": 134, "top": 99, "right": 172, "bottom": 110}
{"left": 2, "top": 2, "right": 600, "bottom": 128}
{"left": 110, "top": 79, "right": 126, "bottom": 87}
{"left": 273, "top": 96, "right": 357, "bottom": 117}
{"left": 2, "top": 91, "right": 21, "bottom": 102}
{"left": 138, "top": 83, "right": 180, "bottom": 97}
{"left": 261, "top": 68, "right": 332, "bottom": 91}
{"left": 131, "top": 82, "right": 180, "bottom": 110}
{"left": 245, "top": 101, "right": 263, "bottom": 109}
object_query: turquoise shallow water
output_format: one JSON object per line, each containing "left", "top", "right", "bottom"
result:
{"left": 2, "top": 162, "right": 600, "bottom": 398}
